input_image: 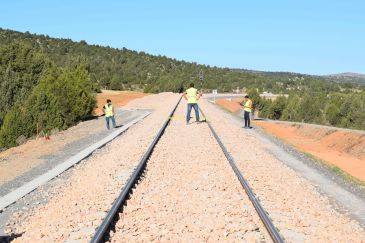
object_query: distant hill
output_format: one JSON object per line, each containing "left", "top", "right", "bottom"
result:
{"left": 324, "top": 72, "right": 365, "bottom": 85}
{"left": 1, "top": 28, "right": 360, "bottom": 94}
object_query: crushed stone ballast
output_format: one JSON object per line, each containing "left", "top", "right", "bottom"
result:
{"left": 91, "top": 96, "right": 283, "bottom": 243}
{"left": 0, "top": 112, "right": 150, "bottom": 212}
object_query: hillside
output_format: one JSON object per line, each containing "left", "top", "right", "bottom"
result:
{"left": 324, "top": 72, "right": 365, "bottom": 85}
{"left": 0, "top": 27, "right": 364, "bottom": 149}
{"left": 1, "top": 28, "right": 358, "bottom": 94}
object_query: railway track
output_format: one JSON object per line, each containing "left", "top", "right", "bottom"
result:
{"left": 91, "top": 97, "right": 284, "bottom": 243}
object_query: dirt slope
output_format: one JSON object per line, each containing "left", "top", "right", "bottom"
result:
{"left": 95, "top": 90, "right": 147, "bottom": 116}
{"left": 215, "top": 98, "right": 243, "bottom": 113}
{"left": 256, "top": 121, "right": 365, "bottom": 182}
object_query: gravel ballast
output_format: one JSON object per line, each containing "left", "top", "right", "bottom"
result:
{"left": 4, "top": 93, "right": 365, "bottom": 242}
{"left": 201, "top": 99, "right": 365, "bottom": 242}
{"left": 110, "top": 100, "right": 271, "bottom": 242}
{"left": 7, "top": 93, "right": 179, "bottom": 242}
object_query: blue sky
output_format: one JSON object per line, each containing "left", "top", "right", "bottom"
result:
{"left": 0, "top": 0, "right": 364, "bottom": 75}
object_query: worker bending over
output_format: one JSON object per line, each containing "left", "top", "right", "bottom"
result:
{"left": 240, "top": 95, "right": 253, "bottom": 129}
{"left": 103, "top": 99, "right": 116, "bottom": 129}
{"left": 183, "top": 83, "right": 201, "bottom": 124}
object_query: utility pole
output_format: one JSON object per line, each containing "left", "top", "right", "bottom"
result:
{"left": 199, "top": 70, "right": 204, "bottom": 93}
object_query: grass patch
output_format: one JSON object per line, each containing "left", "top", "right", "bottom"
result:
{"left": 324, "top": 129, "right": 337, "bottom": 136}
{"left": 330, "top": 166, "right": 365, "bottom": 188}
{"left": 300, "top": 151, "right": 365, "bottom": 188}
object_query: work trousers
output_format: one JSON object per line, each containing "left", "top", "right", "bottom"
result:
{"left": 187, "top": 103, "right": 200, "bottom": 123}
{"left": 244, "top": 111, "right": 251, "bottom": 127}
{"left": 106, "top": 115, "right": 116, "bottom": 129}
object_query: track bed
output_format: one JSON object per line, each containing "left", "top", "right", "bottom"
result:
{"left": 109, "top": 101, "right": 272, "bottom": 242}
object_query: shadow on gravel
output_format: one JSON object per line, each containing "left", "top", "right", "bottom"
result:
{"left": 0, "top": 233, "right": 23, "bottom": 243}
{"left": 83, "top": 115, "right": 100, "bottom": 121}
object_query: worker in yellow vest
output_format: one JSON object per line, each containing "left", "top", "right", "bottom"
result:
{"left": 183, "top": 83, "right": 201, "bottom": 124}
{"left": 103, "top": 99, "right": 116, "bottom": 129}
{"left": 240, "top": 95, "right": 253, "bottom": 129}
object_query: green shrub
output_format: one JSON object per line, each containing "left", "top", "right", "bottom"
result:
{"left": 0, "top": 62, "right": 96, "bottom": 149}
{"left": 325, "top": 104, "right": 341, "bottom": 126}
{"left": 0, "top": 106, "right": 27, "bottom": 147}
{"left": 268, "top": 96, "right": 287, "bottom": 120}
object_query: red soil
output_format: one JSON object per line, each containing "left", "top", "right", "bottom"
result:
{"left": 95, "top": 90, "right": 148, "bottom": 116}
{"left": 256, "top": 121, "right": 365, "bottom": 182}
{"left": 215, "top": 98, "right": 243, "bottom": 113}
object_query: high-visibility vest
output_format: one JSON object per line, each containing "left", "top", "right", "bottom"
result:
{"left": 244, "top": 99, "right": 253, "bottom": 112}
{"left": 104, "top": 104, "right": 113, "bottom": 117}
{"left": 186, "top": 87, "right": 198, "bottom": 104}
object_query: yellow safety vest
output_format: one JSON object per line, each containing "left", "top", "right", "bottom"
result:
{"left": 186, "top": 87, "right": 198, "bottom": 104}
{"left": 104, "top": 104, "right": 113, "bottom": 117}
{"left": 244, "top": 99, "right": 253, "bottom": 112}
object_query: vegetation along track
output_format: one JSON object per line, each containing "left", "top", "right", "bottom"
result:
{"left": 91, "top": 96, "right": 284, "bottom": 243}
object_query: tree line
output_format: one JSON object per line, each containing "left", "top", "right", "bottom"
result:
{"left": 1, "top": 28, "right": 361, "bottom": 94}
{"left": 248, "top": 89, "right": 365, "bottom": 130}
{"left": 0, "top": 28, "right": 364, "bottom": 148}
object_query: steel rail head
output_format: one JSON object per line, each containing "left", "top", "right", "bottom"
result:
{"left": 198, "top": 107, "right": 284, "bottom": 243}
{"left": 90, "top": 96, "right": 182, "bottom": 243}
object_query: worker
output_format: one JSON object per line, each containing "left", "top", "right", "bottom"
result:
{"left": 183, "top": 83, "right": 201, "bottom": 124}
{"left": 240, "top": 95, "right": 253, "bottom": 128}
{"left": 103, "top": 99, "right": 116, "bottom": 129}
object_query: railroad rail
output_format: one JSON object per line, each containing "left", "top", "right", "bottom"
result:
{"left": 199, "top": 108, "right": 284, "bottom": 243}
{"left": 91, "top": 98, "right": 284, "bottom": 243}
{"left": 90, "top": 96, "right": 182, "bottom": 243}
